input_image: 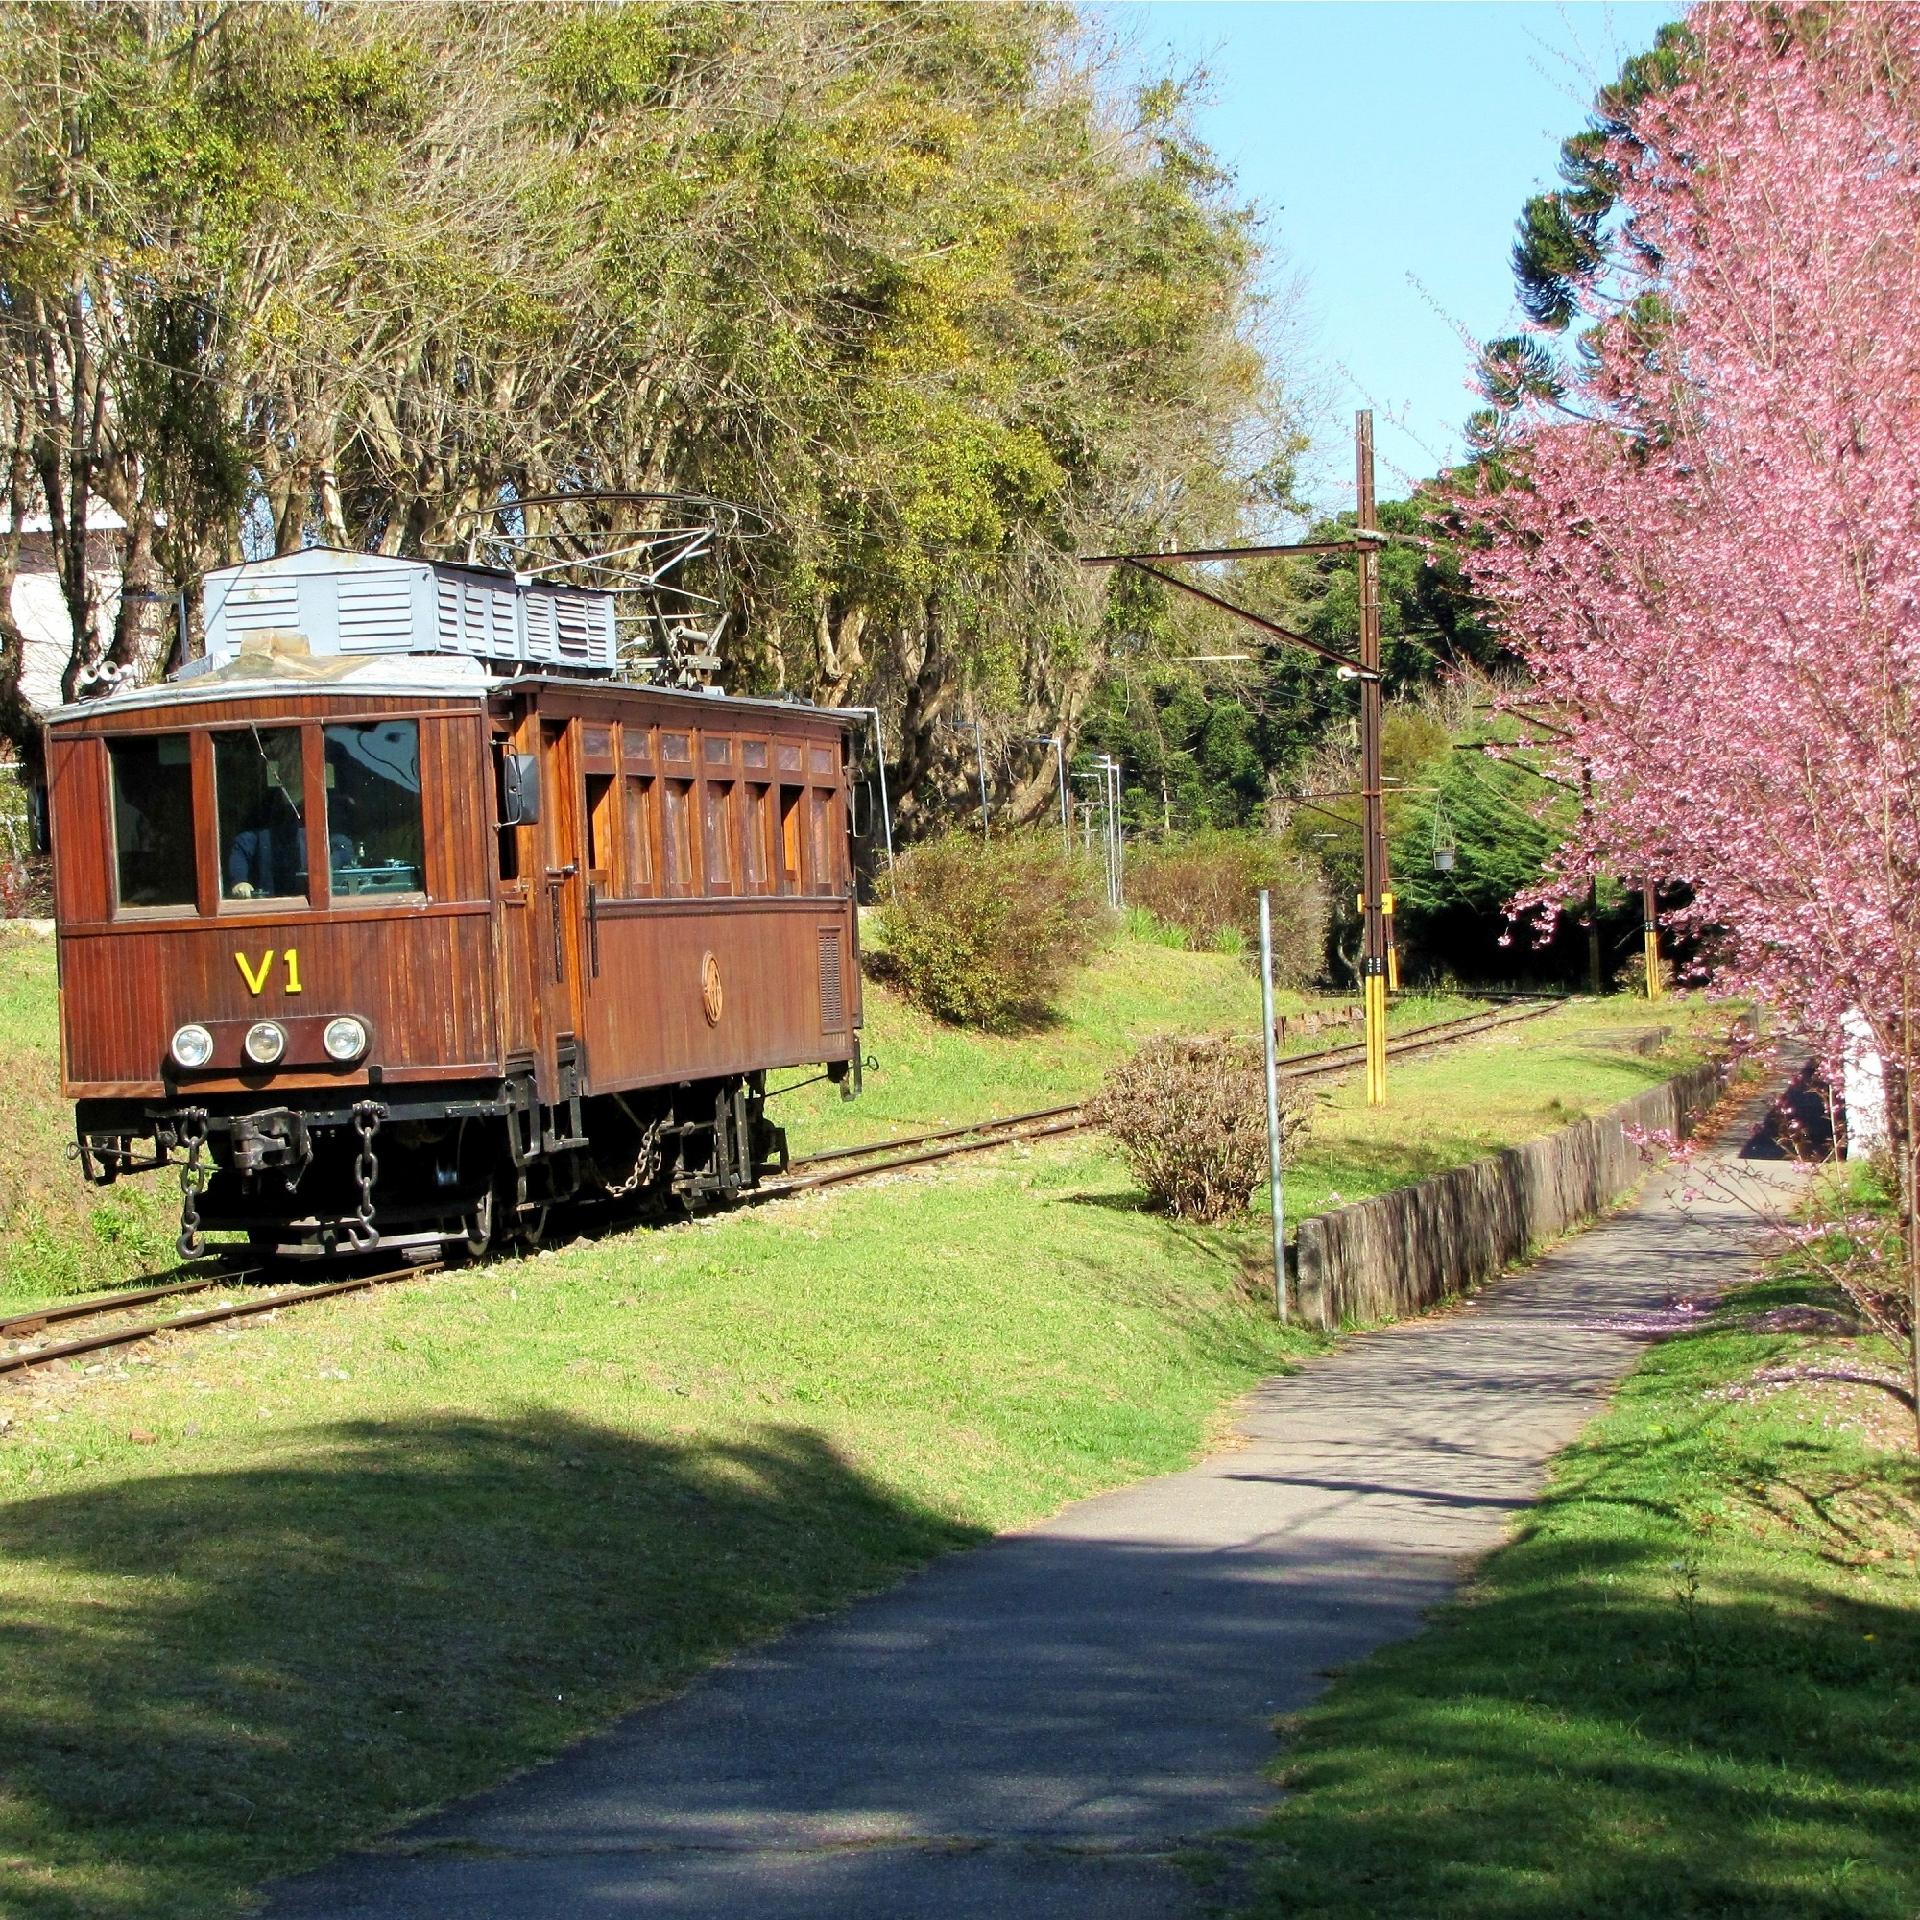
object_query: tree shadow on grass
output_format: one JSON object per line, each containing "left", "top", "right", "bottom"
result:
{"left": 1242, "top": 1526, "right": 1920, "bottom": 1920}
{"left": 0, "top": 1413, "right": 982, "bottom": 1920}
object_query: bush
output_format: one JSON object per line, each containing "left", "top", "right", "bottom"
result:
{"left": 1127, "top": 833, "right": 1326, "bottom": 983}
{"left": 872, "top": 832, "right": 1106, "bottom": 1031}
{"left": 1087, "top": 1034, "right": 1311, "bottom": 1223}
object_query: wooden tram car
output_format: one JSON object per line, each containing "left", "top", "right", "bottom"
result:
{"left": 43, "top": 546, "right": 864, "bottom": 1257}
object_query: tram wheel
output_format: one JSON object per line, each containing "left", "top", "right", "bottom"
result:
{"left": 462, "top": 1188, "right": 495, "bottom": 1260}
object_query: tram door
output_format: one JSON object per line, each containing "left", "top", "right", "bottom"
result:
{"left": 538, "top": 720, "right": 587, "bottom": 1076}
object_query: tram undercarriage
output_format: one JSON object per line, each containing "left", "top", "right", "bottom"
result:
{"left": 75, "top": 1074, "right": 793, "bottom": 1260}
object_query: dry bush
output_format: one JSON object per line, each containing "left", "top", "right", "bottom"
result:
{"left": 1127, "top": 833, "right": 1327, "bottom": 982}
{"left": 1087, "top": 1034, "right": 1312, "bottom": 1223}
{"left": 872, "top": 831, "right": 1107, "bottom": 1031}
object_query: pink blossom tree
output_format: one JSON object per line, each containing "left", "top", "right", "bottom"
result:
{"left": 1464, "top": 4, "right": 1920, "bottom": 1434}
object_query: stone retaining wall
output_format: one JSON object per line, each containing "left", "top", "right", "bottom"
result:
{"left": 1291, "top": 1061, "right": 1727, "bottom": 1330}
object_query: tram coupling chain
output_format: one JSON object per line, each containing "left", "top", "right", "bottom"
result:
{"left": 175, "top": 1108, "right": 211, "bottom": 1261}
{"left": 348, "top": 1101, "right": 388, "bottom": 1247}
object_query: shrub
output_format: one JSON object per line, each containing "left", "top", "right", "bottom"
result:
{"left": 1087, "top": 1033, "right": 1312, "bottom": 1223}
{"left": 872, "top": 831, "right": 1106, "bottom": 1031}
{"left": 1127, "top": 833, "right": 1326, "bottom": 983}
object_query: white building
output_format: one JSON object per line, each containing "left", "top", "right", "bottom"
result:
{"left": 5, "top": 499, "right": 128, "bottom": 714}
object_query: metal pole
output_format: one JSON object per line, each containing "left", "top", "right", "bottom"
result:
{"left": 1105, "top": 764, "right": 1121, "bottom": 906}
{"left": 1356, "top": 411, "right": 1388, "bottom": 1105}
{"left": 1643, "top": 879, "right": 1663, "bottom": 1001}
{"left": 1099, "top": 762, "right": 1115, "bottom": 906}
{"left": 973, "top": 719, "right": 990, "bottom": 839}
{"left": 1109, "top": 757, "right": 1124, "bottom": 908}
{"left": 1054, "top": 736, "right": 1069, "bottom": 853}
{"left": 868, "top": 709, "right": 895, "bottom": 871}
{"left": 1259, "top": 889, "right": 1288, "bottom": 1322}
{"left": 1579, "top": 769, "right": 1603, "bottom": 996}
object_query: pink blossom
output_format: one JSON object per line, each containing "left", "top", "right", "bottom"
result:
{"left": 1462, "top": 6, "right": 1920, "bottom": 1135}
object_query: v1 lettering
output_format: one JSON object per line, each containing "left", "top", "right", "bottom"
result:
{"left": 235, "top": 950, "right": 275, "bottom": 996}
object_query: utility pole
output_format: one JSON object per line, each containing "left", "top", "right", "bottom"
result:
{"left": 1356, "top": 412, "right": 1390, "bottom": 1106}
{"left": 1076, "top": 407, "right": 1395, "bottom": 1097}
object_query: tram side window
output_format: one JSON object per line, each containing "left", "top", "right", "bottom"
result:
{"left": 704, "top": 780, "right": 736, "bottom": 891}
{"left": 777, "top": 785, "right": 804, "bottom": 892}
{"left": 624, "top": 775, "right": 656, "bottom": 895}
{"left": 215, "top": 726, "right": 308, "bottom": 903}
{"left": 662, "top": 779, "right": 693, "bottom": 891}
{"left": 323, "top": 721, "right": 423, "bottom": 897}
{"left": 107, "top": 734, "right": 197, "bottom": 911}
{"left": 809, "top": 787, "right": 837, "bottom": 893}
{"left": 743, "top": 782, "right": 771, "bottom": 892}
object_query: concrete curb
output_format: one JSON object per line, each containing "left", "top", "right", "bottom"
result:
{"left": 1293, "top": 1059, "right": 1727, "bottom": 1329}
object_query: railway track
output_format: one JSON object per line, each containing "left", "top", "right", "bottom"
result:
{"left": 0, "top": 998, "right": 1558, "bottom": 1380}
{"left": 0, "top": 1256, "right": 441, "bottom": 1381}
{"left": 766, "top": 998, "right": 1561, "bottom": 1196}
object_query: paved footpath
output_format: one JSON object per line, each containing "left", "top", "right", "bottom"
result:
{"left": 270, "top": 1100, "right": 1803, "bottom": 1920}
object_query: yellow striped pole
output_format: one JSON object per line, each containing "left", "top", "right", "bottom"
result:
{"left": 1642, "top": 882, "right": 1664, "bottom": 1000}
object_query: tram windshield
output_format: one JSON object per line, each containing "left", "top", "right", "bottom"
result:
{"left": 324, "top": 721, "right": 423, "bottom": 896}
{"left": 107, "top": 734, "right": 197, "bottom": 910}
{"left": 215, "top": 726, "right": 308, "bottom": 903}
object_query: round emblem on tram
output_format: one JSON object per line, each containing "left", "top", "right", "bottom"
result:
{"left": 700, "top": 951, "right": 724, "bottom": 1026}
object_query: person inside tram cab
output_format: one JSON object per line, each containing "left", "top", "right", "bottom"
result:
{"left": 228, "top": 810, "right": 355, "bottom": 898}
{"left": 226, "top": 802, "right": 303, "bottom": 899}
{"left": 224, "top": 729, "right": 350, "bottom": 899}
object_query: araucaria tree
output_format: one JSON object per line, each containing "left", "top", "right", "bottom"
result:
{"left": 1466, "top": 4, "right": 1920, "bottom": 1430}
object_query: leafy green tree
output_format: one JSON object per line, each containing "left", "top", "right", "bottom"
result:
{"left": 0, "top": 1, "right": 1294, "bottom": 833}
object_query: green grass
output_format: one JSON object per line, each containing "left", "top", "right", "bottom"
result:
{"left": 0, "top": 923, "right": 1733, "bottom": 1917}
{"left": 0, "top": 930, "right": 176, "bottom": 1303}
{"left": 1234, "top": 1254, "right": 1920, "bottom": 1918}
{"left": 1281, "top": 994, "right": 1726, "bottom": 1223}
{"left": 1, "top": 1144, "right": 1309, "bottom": 1920}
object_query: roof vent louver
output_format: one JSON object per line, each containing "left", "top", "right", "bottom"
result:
{"left": 199, "top": 548, "right": 617, "bottom": 678}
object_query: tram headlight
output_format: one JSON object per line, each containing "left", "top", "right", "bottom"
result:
{"left": 243, "top": 1020, "right": 287, "bottom": 1067}
{"left": 322, "top": 1015, "right": 369, "bottom": 1064}
{"left": 169, "top": 1023, "right": 214, "bottom": 1070}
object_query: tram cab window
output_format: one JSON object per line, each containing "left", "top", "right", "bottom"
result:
{"left": 107, "top": 734, "right": 197, "bottom": 911}
{"left": 586, "top": 774, "right": 617, "bottom": 883}
{"left": 215, "top": 727, "right": 308, "bottom": 903}
{"left": 323, "top": 721, "right": 423, "bottom": 897}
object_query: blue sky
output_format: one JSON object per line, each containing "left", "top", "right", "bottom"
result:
{"left": 1100, "top": 2, "right": 1679, "bottom": 510}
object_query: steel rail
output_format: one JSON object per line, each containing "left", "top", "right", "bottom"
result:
{"left": 764, "top": 1118, "right": 1087, "bottom": 1198}
{"left": 0, "top": 1260, "right": 442, "bottom": 1377}
{"left": 1282, "top": 1000, "right": 1557, "bottom": 1076}
{"left": 0, "top": 1261, "right": 266, "bottom": 1342}
{"left": 786, "top": 1102, "right": 1085, "bottom": 1170}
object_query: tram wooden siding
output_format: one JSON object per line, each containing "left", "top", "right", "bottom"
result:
{"left": 584, "top": 901, "right": 850, "bottom": 1089}
{"left": 501, "top": 681, "right": 862, "bottom": 1100}
{"left": 45, "top": 673, "right": 861, "bottom": 1110}
{"left": 58, "top": 909, "right": 498, "bottom": 1094}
